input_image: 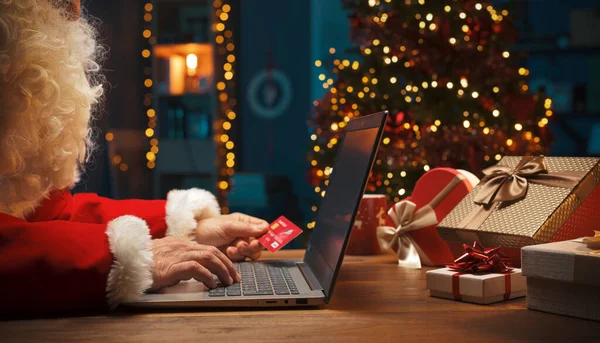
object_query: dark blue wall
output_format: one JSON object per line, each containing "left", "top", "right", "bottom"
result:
{"left": 237, "top": 0, "right": 313, "bottom": 222}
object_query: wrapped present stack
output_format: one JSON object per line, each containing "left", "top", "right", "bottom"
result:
{"left": 437, "top": 156, "right": 600, "bottom": 266}
{"left": 521, "top": 234, "right": 600, "bottom": 321}
{"left": 426, "top": 242, "right": 526, "bottom": 304}
{"left": 377, "top": 168, "right": 479, "bottom": 269}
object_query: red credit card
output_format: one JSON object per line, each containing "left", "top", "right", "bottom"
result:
{"left": 258, "top": 216, "right": 303, "bottom": 252}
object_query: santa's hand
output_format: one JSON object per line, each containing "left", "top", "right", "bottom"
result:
{"left": 195, "top": 213, "right": 269, "bottom": 262}
{"left": 149, "top": 237, "right": 241, "bottom": 291}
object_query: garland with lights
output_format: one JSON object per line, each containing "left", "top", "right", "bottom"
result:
{"left": 214, "top": 0, "right": 237, "bottom": 212}
{"left": 143, "top": 2, "right": 158, "bottom": 170}
{"left": 103, "top": 2, "right": 156, "bottom": 173}
{"left": 307, "top": 0, "right": 552, "bottom": 227}
{"left": 112, "top": 1, "right": 236, "bottom": 207}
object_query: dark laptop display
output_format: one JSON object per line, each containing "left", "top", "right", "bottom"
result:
{"left": 304, "top": 111, "right": 387, "bottom": 301}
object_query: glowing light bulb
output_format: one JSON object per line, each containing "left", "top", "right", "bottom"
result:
{"left": 186, "top": 54, "right": 198, "bottom": 69}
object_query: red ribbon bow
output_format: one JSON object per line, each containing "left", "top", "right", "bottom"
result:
{"left": 445, "top": 241, "right": 513, "bottom": 274}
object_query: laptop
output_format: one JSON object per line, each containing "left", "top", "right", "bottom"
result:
{"left": 129, "top": 110, "right": 388, "bottom": 308}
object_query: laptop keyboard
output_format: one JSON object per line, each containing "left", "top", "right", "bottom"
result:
{"left": 208, "top": 262, "right": 299, "bottom": 297}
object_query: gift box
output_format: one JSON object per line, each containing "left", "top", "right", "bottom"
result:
{"left": 377, "top": 168, "right": 479, "bottom": 268}
{"left": 426, "top": 268, "right": 526, "bottom": 304}
{"left": 426, "top": 241, "right": 526, "bottom": 304}
{"left": 522, "top": 238, "right": 600, "bottom": 321}
{"left": 437, "top": 156, "right": 600, "bottom": 266}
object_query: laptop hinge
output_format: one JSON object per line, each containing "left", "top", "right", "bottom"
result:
{"left": 297, "top": 262, "right": 323, "bottom": 291}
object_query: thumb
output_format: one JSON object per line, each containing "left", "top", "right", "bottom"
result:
{"left": 226, "top": 220, "right": 269, "bottom": 238}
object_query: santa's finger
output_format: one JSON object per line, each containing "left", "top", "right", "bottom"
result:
{"left": 191, "top": 245, "right": 238, "bottom": 282}
{"left": 183, "top": 250, "right": 233, "bottom": 286}
{"left": 226, "top": 246, "right": 245, "bottom": 262}
{"left": 169, "top": 261, "right": 216, "bottom": 288}
{"left": 233, "top": 212, "right": 269, "bottom": 226}
{"left": 247, "top": 239, "right": 264, "bottom": 252}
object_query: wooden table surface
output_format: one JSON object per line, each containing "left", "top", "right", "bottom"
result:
{"left": 2, "top": 249, "right": 599, "bottom": 342}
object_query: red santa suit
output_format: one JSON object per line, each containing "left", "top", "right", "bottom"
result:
{"left": 0, "top": 0, "right": 228, "bottom": 314}
{"left": 0, "top": 0, "right": 230, "bottom": 314}
{"left": 0, "top": 188, "right": 220, "bottom": 314}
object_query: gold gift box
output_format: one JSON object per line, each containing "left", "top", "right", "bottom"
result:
{"left": 437, "top": 156, "right": 600, "bottom": 249}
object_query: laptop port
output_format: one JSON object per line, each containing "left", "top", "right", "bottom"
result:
{"left": 265, "top": 300, "right": 277, "bottom": 304}
{"left": 296, "top": 299, "right": 308, "bottom": 305}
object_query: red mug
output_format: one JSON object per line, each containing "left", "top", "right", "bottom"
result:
{"left": 346, "top": 194, "right": 388, "bottom": 255}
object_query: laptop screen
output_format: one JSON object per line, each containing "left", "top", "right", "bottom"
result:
{"left": 303, "top": 111, "right": 386, "bottom": 301}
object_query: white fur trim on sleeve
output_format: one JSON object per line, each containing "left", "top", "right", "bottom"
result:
{"left": 165, "top": 188, "right": 221, "bottom": 240}
{"left": 105, "top": 215, "right": 153, "bottom": 309}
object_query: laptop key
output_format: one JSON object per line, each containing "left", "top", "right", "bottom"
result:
{"left": 243, "top": 290, "right": 273, "bottom": 296}
{"left": 227, "top": 291, "right": 241, "bottom": 296}
{"left": 275, "top": 290, "right": 290, "bottom": 295}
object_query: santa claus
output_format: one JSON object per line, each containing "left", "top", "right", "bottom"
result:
{"left": 0, "top": 0, "right": 269, "bottom": 314}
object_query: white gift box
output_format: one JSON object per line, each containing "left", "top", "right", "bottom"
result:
{"left": 522, "top": 239, "right": 600, "bottom": 320}
{"left": 426, "top": 268, "right": 526, "bottom": 304}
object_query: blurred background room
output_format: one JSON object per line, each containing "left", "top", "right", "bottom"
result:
{"left": 76, "top": 0, "right": 600, "bottom": 247}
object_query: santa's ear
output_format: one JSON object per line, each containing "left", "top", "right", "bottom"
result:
{"left": 67, "top": 0, "right": 81, "bottom": 20}
{"left": 55, "top": 0, "right": 81, "bottom": 21}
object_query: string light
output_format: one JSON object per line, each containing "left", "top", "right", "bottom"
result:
{"left": 141, "top": 2, "right": 154, "bottom": 172}
{"left": 213, "top": 1, "right": 237, "bottom": 211}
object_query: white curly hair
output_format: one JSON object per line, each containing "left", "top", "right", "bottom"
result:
{"left": 0, "top": 0, "right": 104, "bottom": 218}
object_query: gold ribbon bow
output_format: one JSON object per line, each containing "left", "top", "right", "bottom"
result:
{"left": 474, "top": 156, "right": 583, "bottom": 206}
{"left": 460, "top": 156, "right": 586, "bottom": 231}
{"left": 377, "top": 201, "right": 438, "bottom": 269}
{"left": 377, "top": 175, "right": 465, "bottom": 269}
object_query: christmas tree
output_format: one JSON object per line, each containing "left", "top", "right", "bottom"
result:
{"left": 307, "top": 0, "right": 552, "bottom": 223}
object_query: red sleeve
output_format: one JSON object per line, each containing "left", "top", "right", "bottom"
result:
{"left": 1, "top": 187, "right": 221, "bottom": 315}
{"left": 69, "top": 193, "right": 168, "bottom": 239}
{"left": 66, "top": 188, "right": 222, "bottom": 241}
{"left": 0, "top": 214, "right": 152, "bottom": 315}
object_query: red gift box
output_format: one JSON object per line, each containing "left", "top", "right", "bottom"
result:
{"left": 377, "top": 168, "right": 479, "bottom": 268}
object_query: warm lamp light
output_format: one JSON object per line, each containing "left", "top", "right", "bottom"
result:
{"left": 186, "top": 54, "right": 198, "bottom": 75}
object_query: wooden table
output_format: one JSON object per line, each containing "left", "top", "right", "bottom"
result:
{"left": 2, "top": 250, "right": 599, "bottom": 342}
